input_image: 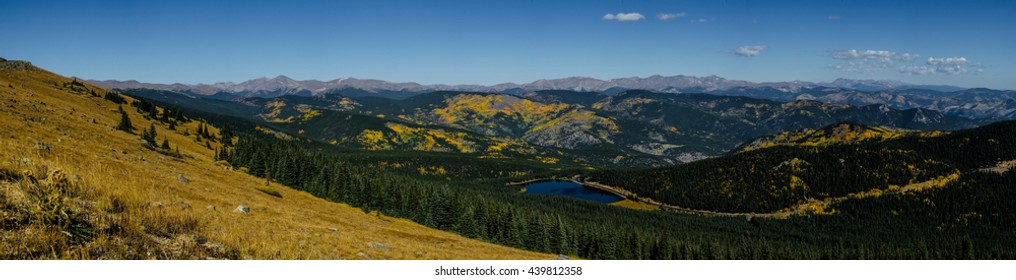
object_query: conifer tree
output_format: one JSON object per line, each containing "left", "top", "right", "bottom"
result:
{"left": 115, "top": 105, "right": 134, "bottom": 133}
{"left": 142, "top": 123, "right": 157, "bottom": 143}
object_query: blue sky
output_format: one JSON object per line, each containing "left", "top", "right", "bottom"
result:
{"left": 2, "top": 0, "right": 1015, "bottom": 89}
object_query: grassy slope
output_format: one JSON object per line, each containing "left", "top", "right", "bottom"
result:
{"left": 0, "top": 62, "right": 551, "bottom": 259}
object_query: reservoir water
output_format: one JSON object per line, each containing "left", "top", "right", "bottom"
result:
{"left": 522, "top": 180, "right": 622, "bottom": 204}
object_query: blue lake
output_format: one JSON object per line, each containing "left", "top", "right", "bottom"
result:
{"left": 522, "top": 180, "right": 622, "bottom": 204}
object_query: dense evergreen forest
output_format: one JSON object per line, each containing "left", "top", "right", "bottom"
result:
{"left": 586, "top": 121, "right": 1016, "bottom": 213}
{"left": 214, "top": 126, "right": 1016, "bottom": 259}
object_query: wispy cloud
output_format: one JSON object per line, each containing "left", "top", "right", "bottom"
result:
{"left": 830, "top": 49, "right": 983, "bottom": 75}
{"left": 828, "top": 15, "right": 841, "bottom": 21}
{"left": 691, "top": 18, "right": 710, "bottom": 24}
{"left": 900, "top": 57, "right": 984, "bottom": 75}
{"left": 603, "top": 13, "right": 644, "bottom": 22}
{"left": 657, "top": 12, "right": 687, "bottom": 20}
{"left": 829, "top": 49, "right": 919, "bottom": 73}
{"left": 734, "top": 45, "right": 768, "bottom": 57}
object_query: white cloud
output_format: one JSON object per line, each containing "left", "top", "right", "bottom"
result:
{"left": 829, "top": 50, "right": 983, "bottom": 75}
{"left": 900, "top": 57, "right": 984, "bottom": 75}
{"left": 734, "top": 45, "right": 768, "bottom": 57}
{"left": 691, "top": 18, "right": 710, "bottom": 23}
{"left": 603, "top": 13, "right": 644, "bottom": 22}
{"left": 657, "top": 12, "right": 687, "bottom": 20}
{"left": 928, "top": 57, "right": 968, "bottom": 65}
{"left": 830, "top": 49, "right": 918, "bottom": 73}
{"left": 898, "top": 66, "right": 937, "bottom": 75}
{"left": 832, "top": 49, "right": 896, "bottom": 60}
{"left": 899, "top": 53, "right": 920, "bottom": 61}
{"left": 828, "top": 15, "right": 841, "bottom": 21}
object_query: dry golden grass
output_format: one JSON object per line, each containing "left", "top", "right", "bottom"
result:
{"left": 0, "top": 62, "right": 552, "bottom": 259}
{"left": 609, "top": 199, "right": 660, "bottom": 211}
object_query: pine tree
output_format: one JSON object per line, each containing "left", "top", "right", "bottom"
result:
{"left": 115, "top": 105, "right": 134, "bottom": 133}
{"left": 199, "top": 123, "right": 208, "bottom": 138}
{"left": 142, "top": 123, "right": 157, "bottom": 143}
{"left": 552, "top": 216, "right": 570, "bottom": 255}
{"left": 161, "top": 138, "right": 170, "bottom": 150}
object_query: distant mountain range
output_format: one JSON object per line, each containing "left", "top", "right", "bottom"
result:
{"left": 88, "top": 75, "right": 968, "bottom": 97}
{"left": 122, "top": 87, "right": 986, "bottom": 167}
{"left": 90, "top": 75, "right": 1016, "bottom": 120}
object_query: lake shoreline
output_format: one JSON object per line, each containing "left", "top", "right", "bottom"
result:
{"left": 514, "top": 177, "right": 791, "bottom": 218}
{"left": 512, "top": 178, "right": 623, "bottom": 204}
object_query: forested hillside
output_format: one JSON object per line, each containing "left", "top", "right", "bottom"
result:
{"left": 586, "top": 121, "right": 1016, "bottom": 213}
{"left": 210, "top": 121, "right": 1016, "bottom": 259}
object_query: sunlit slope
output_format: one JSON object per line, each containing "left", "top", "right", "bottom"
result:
{"left": 585, "top": 120, "right": 1016, "bottom": 214}
{"left": 0, "top": 59, "right": 551, "bottom": 259}
{"left": 735, "top": 122, "right": 948, "bottom": 153}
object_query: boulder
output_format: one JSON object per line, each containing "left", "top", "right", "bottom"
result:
{"left": 233, "top": 205, "right": 250, "bottom": 214}
{"left": 367, "top": 242, "right": 390, "bottom": 251}
{"left": 177, "top": 174, "right": 190, "bottom": 184}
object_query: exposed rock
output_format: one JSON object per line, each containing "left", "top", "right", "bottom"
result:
{"left": 206, "top": 205, "right": 217, "bottom": 211}
{"left": 176, "top": 202, "right": 192, "bottom": 210}
{"left": 233, "top": 205, "right": 250, "bottom": 214}
{"left": 629, "top": 142, "right": 684, "bottom": 156}
{"left": 675, "top": 152, "right": 709, "bottom": 163}
{"left": 356, "top": 252, "right": 371, "bottom": 260}
{"left": 557, "top": 254, "right": 569, "bottom": 260}
{"left": 177, "top": 174, "right": 189, "bottom": 183}
{"left": 328, "top": 227, "right": 338, "bottom": 232}
{"left": 0, "top": 60, "right": 38, "bottom": 71}
{"left": 367, "top": 242, "right": 390, "bottom": 251}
